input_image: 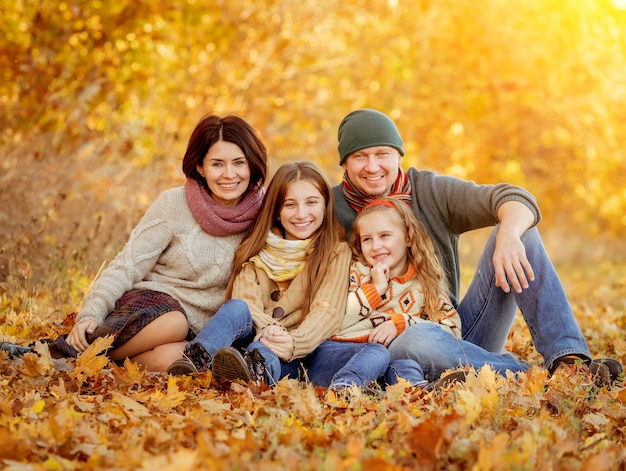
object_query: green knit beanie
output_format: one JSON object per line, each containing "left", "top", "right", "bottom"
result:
{"left": 337, "top": 109, "right": 405, "bottom": 165}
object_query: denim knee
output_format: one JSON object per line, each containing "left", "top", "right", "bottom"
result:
{"left": 389, "top": 323, "right": 446, "bottom": 361}
{"left": 221, "top": 299, "right": 251, "bottom": 320}
{"left": 217, "top": 299, "right": 252, "bottom": 332}
{"left": 385, "top": 358, "right": 426, "bottom": 386}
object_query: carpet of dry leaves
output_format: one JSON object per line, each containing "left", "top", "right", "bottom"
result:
{"left": 1, "top": 261, "right": 625, "bottom": 470}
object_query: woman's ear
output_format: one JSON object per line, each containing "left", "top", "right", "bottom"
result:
{"left": 196, "top": 164, "right": 204, "bottom": 177}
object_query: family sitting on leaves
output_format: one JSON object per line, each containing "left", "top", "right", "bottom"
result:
{"left": 2, "top": 109, "right": 622, "bottom": 393}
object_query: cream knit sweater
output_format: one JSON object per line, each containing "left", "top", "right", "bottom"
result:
{"left": 76, "top": 187, "right": 244, "bottom": 334}
{"left": 332, "top": 261, "right": 462, "bottom": 342}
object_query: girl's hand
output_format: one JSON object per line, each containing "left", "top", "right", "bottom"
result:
{"left": 66, "top": 320, "right": 98, "bottom": 352}
{"left": 370, "top": 263, "right": 390, "bottom": 296}
{"left": 255, "top": 326, "right": 294, "bottom": 361}
{"left": 254, "top": 324, "right": 284, "bottom": 341}
{"left": 368, "top": 320, "right": 398, "bottom": 347}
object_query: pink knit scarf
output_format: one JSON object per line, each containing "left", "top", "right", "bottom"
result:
{"left": 184, "top": 178, "right": 264, "bottom": 236}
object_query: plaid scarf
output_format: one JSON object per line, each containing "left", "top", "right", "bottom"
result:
{"left": 342, "top": 167, "right": 412, "bottom": 211}
{"left": 248, "top": 230, "right": 312, "bottom": 282}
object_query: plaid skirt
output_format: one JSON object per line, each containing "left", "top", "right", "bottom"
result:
{"left": 46, "top": 289, "right": 191, "bottom": 359}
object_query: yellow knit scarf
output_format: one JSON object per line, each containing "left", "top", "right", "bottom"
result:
{"left": 248, "top": 230, "right": 312, "bottom": 282}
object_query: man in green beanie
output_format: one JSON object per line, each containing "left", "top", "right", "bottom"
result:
{"left": 332, "top": 108, "right": 622, "bottom": 386}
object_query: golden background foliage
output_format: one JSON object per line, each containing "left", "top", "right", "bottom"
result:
{"left": 2, "top": 0, "right": 626, "bottom": 285}
{"left": 1, "top": 2, "right": 626, "bottom": 468}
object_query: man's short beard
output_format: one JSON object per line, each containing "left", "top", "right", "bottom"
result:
{"left": 365, "top": 189, "right": 391, "bottom": 198}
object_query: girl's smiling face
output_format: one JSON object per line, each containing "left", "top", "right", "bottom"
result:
{"left": 279, "top": 180, "right": 325, "bottom": 240}
{"left": 356, "top": 211, "right": 410, "bottom": 278}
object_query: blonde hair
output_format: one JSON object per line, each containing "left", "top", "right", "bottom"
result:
{"left": 227, "top": 161, "right": 345, "bottom": 316}
{"left": 351, "top": 198, "right": 448, "bottom": 319}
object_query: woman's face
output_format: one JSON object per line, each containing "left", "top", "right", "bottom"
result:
{"left": 279, "top": 180, "right": 325, "bottom": 240}
{"left": 197, "top": 140, "right": 251, "bottom": 207}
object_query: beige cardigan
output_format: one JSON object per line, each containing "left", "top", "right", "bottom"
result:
{"left": 231, "top": 242, "right": 352, "bottom": 360}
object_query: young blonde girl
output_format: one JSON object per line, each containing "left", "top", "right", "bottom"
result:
{"left": 168, "top": 161, "right": 389, "bottom": 388}
{"left": 332, "top": 198, "right": 527, "bottom": 387}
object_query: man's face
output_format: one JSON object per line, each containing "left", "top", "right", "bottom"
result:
{"left": 341, "top": 146, "right": 402, "bottom": 197}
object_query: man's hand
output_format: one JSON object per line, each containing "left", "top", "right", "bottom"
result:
{"left": 368, "top": 320, "right": 398, "bottom": 346}
{"left": 494, "top": 201, "right": 536, "bottom": 293}
{"left": 493, "top": 228, "right": 535, "bottom": 293}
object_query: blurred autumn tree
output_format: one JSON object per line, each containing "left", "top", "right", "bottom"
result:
{"left": 1, "top": 0, "right": 625, "bottom": 286}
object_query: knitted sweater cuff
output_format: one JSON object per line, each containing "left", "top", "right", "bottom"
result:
{"left": 360, "top": 282, "right": 383, "bottom": 308}
{"left": 391, "top": 314, "right": 406, "bottom": 335}
{"left": 495, "top": 194, "right": 541, "bottom": 225}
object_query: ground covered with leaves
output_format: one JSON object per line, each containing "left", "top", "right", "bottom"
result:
{"left": 1, "top": 262, "right": 625, "bottom": 470}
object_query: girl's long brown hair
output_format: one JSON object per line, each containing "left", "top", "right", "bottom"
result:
{"left": 226, "top": 161, "right": 344, "bottom": 316}
{"left": 351, "top": 198, "right": 448, "bottom": 319}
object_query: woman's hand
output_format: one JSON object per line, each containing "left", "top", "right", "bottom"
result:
{"left": 368, "top": 320, "right": 398, "bottom": 347}
{"left": 66, "top": 320, "right": 98, "bottom": 352}
{"left": 255, "top": 325, "right": 294, "bottom": 361}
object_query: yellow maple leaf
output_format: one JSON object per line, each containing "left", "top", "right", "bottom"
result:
{"left": 19, "top": 352, "right": 47, "bottom": 377}
{"left": 476, "top": 365, "right": 497, "bottom": 389}
{"left": 476, "top": 432, "right": 510, "bottom": 469}
{"left": 515, "top": 430, "right": 539, "bottom": 464}
{"left": 122, "top": 357, "right": 147, "bottom": 382}
{"left": 110, "top": 391, "right": 151, "bottom": 418}
{"left": 475, "top": 366, "right": 500, "bottom": 412}
{"left": 42, "top": 456, "right": 75, "bottom": 470}
{"left": 18, "top": 341, "right": 55, "bottom": 377}
{"left": 69, "top": 335, "right": 114, "bottom": 383}
{"left": 149, "top": 376, "right": 187, "bottom": 412}
{"left": 455, "top": 389, "right": 482, "bottom": 425}
{"left": 31, "top": 399, "right": 46, "bottom": 415}
{"left": 368, "top": 420, "right": 389, "bottom": 441}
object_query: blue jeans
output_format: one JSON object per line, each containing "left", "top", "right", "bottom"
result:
{"left": 188, "top": 299, "right": 296, "bottom": 385}
{"left": 189, "top": 299, "right": 388, "bottom": 388}
{"left": 186, "top": 299, "right": 254, "bottom": 360}
{"left": 385, "top": 359, "right": 429, "bottom": 387}
{"left": 456, "top": 226, "right": 590, "bottom": 371}
{"left": 247, "top": 339, "right": 390, "bottom": 388}
{"left": 388, "top": 323, "right": 528, "bottom": 382}
{"left": 303, "top": 340, "right": 390, "bottom": 389}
